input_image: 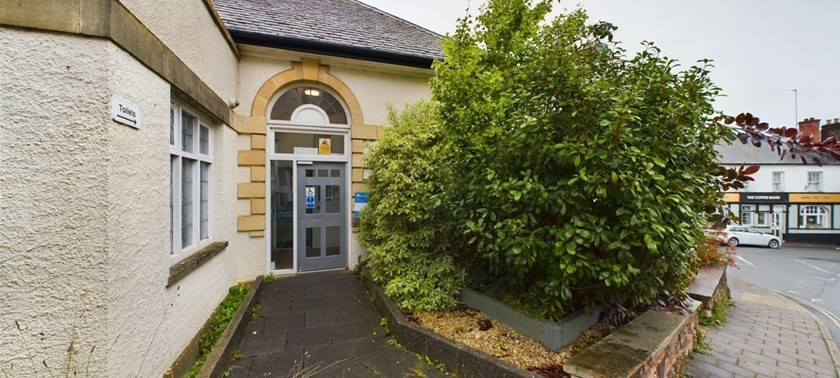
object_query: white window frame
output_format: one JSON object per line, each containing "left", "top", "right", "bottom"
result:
{"left": 756, "top": 212, "right": 769, "bottom": 227}
{"left": 806, "top": 171, "right": 822, "bottom": 192}
{"left": 170, "top": 102, "right": 214, "bottom": 260}
{"left": 740, "top": 205, "right": 755, "bottom": 226}
{"left": 799, "top": 205, "right": 829, "bottom": 229}
{"left": 772, "top": 171, "right": 784, "bottom": 192}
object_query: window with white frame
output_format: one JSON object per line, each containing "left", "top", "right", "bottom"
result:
{"left": 170, "top": 103, "right": 213, "bottom": 257}
{"left": 800, "top": 205, "right": 829, "bottom": 229}
{"left": 806, "top": 171, "right": 822, "bottom": 192}
{"left": 772, "top": 172, "right": 784, "bottom": 192}
{"left": 756, "top": 212, "right": 769, "bottom": 227}
{"left": 740, "top": 205, "right": 755, "bottom": 225}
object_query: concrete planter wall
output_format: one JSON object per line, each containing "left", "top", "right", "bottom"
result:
{"left": 459, "top": 288, "right": 600, "bottom": 351}
{"left": 565, "top": 307, "right": 700, "bottom": 378}
{"left": 360, "top": 271, "right": 539, "bottom": 377}
{"left": 686, "top": 265, "right": 729, "bottom": 311}
{"left": 565, "top": 265, "right": 729, "bottom": 378}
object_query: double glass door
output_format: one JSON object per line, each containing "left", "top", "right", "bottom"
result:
{"left": 270, "top": 161, "right": 347, "bottom": 272}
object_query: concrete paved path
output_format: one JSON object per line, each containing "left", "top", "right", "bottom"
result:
{"left": 687, "top": 277, "right": 840, "bottom": 377}
{"left": 226, "top": 270, "right": 448, "bottom": 377}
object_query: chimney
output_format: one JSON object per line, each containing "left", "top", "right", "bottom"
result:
{"left": 822, "top": 117, "right": 840, "bottom": 143}
{"left": 798, "top": 117, "right": 821, "bottom": 143}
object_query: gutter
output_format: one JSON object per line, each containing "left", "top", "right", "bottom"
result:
{"left": 228, "top": 29, "right": 438, "bottom": 69}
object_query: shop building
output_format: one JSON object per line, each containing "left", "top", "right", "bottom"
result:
{"left": 717, "top": 142, "right": 840, "bottom": 245}
{"left": 0, "top": 0, "right": 439, "bottom": 375}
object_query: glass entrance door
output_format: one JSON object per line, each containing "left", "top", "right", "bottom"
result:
{"left": 771, "top": 211, "right": 784, "bottom": 238}
{"left": 270, "top": 161, "right": 295, "bottom": 270}
{"left": 296, "top": 162, "right": 346, "bottom": 271}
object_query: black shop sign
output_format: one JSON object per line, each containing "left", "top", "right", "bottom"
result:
{"left": 741, "top": 193, "right": 788, "bottom": 203}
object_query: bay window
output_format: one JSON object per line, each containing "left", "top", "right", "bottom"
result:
{"left": 800, "top": 205, "right": 829, "bottom": 229}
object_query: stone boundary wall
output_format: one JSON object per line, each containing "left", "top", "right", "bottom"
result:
{"left": 565, "top": 307, "right": 700, "bottom": 378}
{"left": 687, "top": 265, "right": 729, "bottom": 313}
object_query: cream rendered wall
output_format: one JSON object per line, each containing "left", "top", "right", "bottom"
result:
{"left": 724, "top": 164, "right": 840, "bottom": 193}
{"left": 0, "top": 29, "right": 111, "bottom": 376}
{"left": 237, "top": 55, "right": 292, "bottom": 117}
{"left": 327, "top": 66, "right": 432, "bottom": 126}
{"left": 103, "top": 43, "right": 240, "bottom": 376}
{"left": 236, "top": 54, "right": 433, "bottom": 277}
{"left": 119, "top": 0, "right": 238, "bottom": 101}
{"left": 0, "top": 22, "right": 242, "bottom": 378}
{"left": 236, "top": 55, "right": 293, "bottom": 280}
{"left": 328, "top": 66, "right": 432, "bottom": 269}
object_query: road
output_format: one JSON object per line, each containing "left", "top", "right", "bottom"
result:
{"left": 727, "top": 245, "right": 840, "bottom": 346}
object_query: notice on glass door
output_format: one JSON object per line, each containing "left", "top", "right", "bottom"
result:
{"left": 318, "top": 138, "right": 331, "bottom": 155}
{"left": 305, "top": 186, "right": 316, "bottom": 209}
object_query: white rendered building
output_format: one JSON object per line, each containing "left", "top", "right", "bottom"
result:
{"left": 0, "top": 0, "right": 439, "bottom": 375}
{"left": 716, "top": 142, "right": 840, "bottom": 245}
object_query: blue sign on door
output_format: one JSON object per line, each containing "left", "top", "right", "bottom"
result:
{"left": 305, "top": 186, "right": 316, "bottom": 209}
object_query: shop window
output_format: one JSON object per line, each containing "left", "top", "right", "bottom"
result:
{"left": 800, "top": 205, "right": 829, "bottom": 229}
{"left": 756, "top": 212, "right": 769, "bottom": 227}
{"left": 772, "top": 172, "right": 784, "bottom": 192}
{"left": 740, "top": 205, "right": 755, "bottom": 226}
{"left": 806, "top": 171, "right": 822, "bottom": 192}
{"left": 170, "top": 102, "right": 213, "bottom": 258}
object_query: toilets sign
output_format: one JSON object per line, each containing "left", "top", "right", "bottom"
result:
{"left": 111, "top": 97, "right": 140, "bottom": 128}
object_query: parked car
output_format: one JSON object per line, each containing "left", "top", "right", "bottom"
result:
{"left": 716, "top": 226, "right": 782, "bottom": 249}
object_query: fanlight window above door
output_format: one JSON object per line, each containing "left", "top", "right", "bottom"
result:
{"left": 270, "top": 86, "right": 348, "bottom": 126}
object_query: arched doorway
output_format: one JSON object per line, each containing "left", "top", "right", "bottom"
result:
{"left": 267, "top": 85, "right": 351, "bottom": 272}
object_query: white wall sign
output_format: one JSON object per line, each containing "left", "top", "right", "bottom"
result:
{"left": 111, "top": 97, "right": 140, "bottom": 128}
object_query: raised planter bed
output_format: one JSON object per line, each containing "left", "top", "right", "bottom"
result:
{"left": 363, "top": 264, "right": 726, "bottom": 378}
{"left": 360, "top": 270, "right": 539, "bottom": 377}
{"left": 460, "top": 288, "right": 600, "bottom": 351}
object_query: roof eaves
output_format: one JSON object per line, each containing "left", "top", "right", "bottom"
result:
{"left": 228, "top": 29, "right": 438, "bottom": 69}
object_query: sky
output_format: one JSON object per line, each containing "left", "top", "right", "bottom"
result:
{"left": 359, "top": 0, "right": 840, "bottom": 129}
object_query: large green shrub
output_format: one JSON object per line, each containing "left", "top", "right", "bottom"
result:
{"left": 431, "top": 0, "right": 728, "bottom": 318}
{"left": 359, "top": 101, "right": 465, "bottom": 312}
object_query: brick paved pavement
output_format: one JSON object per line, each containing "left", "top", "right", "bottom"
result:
{"left": 687, "top": 277, "right": 840, "bottom": 377}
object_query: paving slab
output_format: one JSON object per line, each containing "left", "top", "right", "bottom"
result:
{"left": 687, "top": 277, "right": 840, "bottom": 377}
{"left": 226, "top": 270, "right": 451, "bottom": 377}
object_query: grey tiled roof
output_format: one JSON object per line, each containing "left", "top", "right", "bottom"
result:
{"left": 213, "top": 0, "right": 443, "bottom": 65}
{"left": 716, "top": 142, "right": 786, "bottom": 165}
{"left": 715, "top": 142, "right": 839, "bottom": 165}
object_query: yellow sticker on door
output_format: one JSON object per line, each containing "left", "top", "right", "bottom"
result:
{"left": 319, "top": 138, "right": 331, "bottom": 155}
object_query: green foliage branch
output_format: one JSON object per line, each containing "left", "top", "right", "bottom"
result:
{"left": 184, "top": 283, "right": 250, "bottom": 378}
{"left": 359, "top": 101, "right": 466, "bottom": 312}
{"left": 361, "top": 0, "right": 736, "bottom": 319}
{"left": 430, "top": 0, "right": 729, "bottom": 318}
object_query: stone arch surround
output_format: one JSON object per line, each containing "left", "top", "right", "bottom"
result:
{"left": 235, "top": 59, "right": 379, "bottom": 235}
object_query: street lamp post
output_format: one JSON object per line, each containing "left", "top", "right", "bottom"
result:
{"left": 791, "top": 89, "right": 799, "bottom": 129}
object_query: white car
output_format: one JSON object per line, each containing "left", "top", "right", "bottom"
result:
{"left": 719, "top": 226, "right": 782, "bottom": 249}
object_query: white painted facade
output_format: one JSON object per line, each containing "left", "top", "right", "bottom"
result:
{"left": 732, "top": 164, "right": 840, "bottom": 193}
{"left": 719, "top": 146, "right": 840, "bottom": 245}
{"left": 0, "top": 0, "right": 434, "bottom": 375}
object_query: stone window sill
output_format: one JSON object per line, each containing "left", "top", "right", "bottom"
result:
{"left": 168, "top": 241, "right": 229, "bottom": 287}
